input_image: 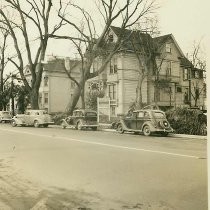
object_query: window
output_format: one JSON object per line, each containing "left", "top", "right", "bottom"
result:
{"left": 176, "top": 86, "right": 182, "bottom": 93}
{"left": 44, "top": 76, "right": 48, "bottom": 86}
{"left": 39, "top": 93, "right": 42, "bottom": 104}
{"left": 108, "top": 84, "right": 116, "bottom": 100}
{"left": 86, "top": 112, "right": 97, "bottom": 117}
{"left": 44, "top": 93, "right": 48, "bottom": 104}
{"left": 111, "top": 106, "right": 116, "bottom": 116}
{"left": 108, "top": 34, "right": 114, "bottom": 42}
{"left": 184, "top": 88, "right": 189, "bottom": 104}
{"left": 90, "top": 61, "right": 97, "bottom": 73}
{"left": 153, "top": 112, "right": 165, "bottom": 118}
{"left": 183, "top": 68, "right": 189, "bottom": 80}
{"left": 166, "top": 61, "right": 172, "bottom": 76}
{"left": 110, "top": 58, "right": 117, "bottom": 74}
{"left": 165, "top": 43, "right": 171, "bottom": 53}
{"left": 195, "top": 70, "right": 199, "bottom": 79}
{"left": 154, "top": 91, "right": 160, "bottom": 102}
{"left": 138, "top": 112, "right": 144, "bottom": 118}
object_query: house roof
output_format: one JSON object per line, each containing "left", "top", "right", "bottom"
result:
{"left": 109, "top": 26, "right": 185, "bottom": 56}
{"left": 153, "top": 34, "right": 171, "bottom": 45}
{"left": 179, "top": 56, "right": 193, "bottom": 68}
{"left": 43, "top": 57, "right": 81, "bottom": 73}
{"left": 110, "top": 26, "right": 156, "bottom": 53}
{"left": 44, "top": 58, "right": 65, "bottom": 72}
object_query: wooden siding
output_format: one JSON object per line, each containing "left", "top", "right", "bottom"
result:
{"left": 123, "top": 80, "right": 138, "bottom": 111}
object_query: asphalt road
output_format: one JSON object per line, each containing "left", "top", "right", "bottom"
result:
{"left": 0, "top": 124, "right": 207, "bottom": 210}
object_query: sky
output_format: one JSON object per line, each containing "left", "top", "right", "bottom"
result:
{"left": 46, "top": 0, "right": 210, "bottom": 62}
{"left": 157, "top": 0, "right": 210, "bottom": 57}
{"left": 2, "top": 0, "right": 210, "bottom": 73}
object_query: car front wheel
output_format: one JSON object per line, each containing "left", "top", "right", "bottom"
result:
{"left": 34, "top": 120, "right": 40, "bottom": 128}
{"left": 61, "top": 122, "right": 66, "bottom": 129}
{"left": 143, "top": 125, "right": 151, "bottom": 136}
{"left": 11, "top": 120, "right": 17, "bottom": 127}
{"left": 117, "top": 124, "right": 124, "bottom": 134}
{"left": 77, "top": 121, "right": 83, "bottom": 130}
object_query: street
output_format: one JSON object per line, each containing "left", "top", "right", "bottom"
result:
{"left": 0, "top": 124, "right": 207, "bottom": 210}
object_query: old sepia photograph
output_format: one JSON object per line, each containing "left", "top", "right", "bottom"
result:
{"left": 0, "top": 0, "right": 208, "bottom": 209}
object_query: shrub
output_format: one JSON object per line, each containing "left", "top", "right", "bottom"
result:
{"left": 166, "top": 107, "right": 207, "bottom": 136}
{"left": 51, "top": 112, "right": 68, "bottom": 125}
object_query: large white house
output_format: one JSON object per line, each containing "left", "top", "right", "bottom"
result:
{"left": 87, "top": 26, "right": 206, "bottom": 116}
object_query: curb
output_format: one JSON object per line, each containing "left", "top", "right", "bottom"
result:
{"left": 50, "top": 125, "right": 207, "bottom": 140}
{"left": 101, "top": 128, "right": 207, "bottom": 140}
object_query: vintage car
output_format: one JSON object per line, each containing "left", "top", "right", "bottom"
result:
{"left": 116, "top": 109, "right": 174, "bottom": 136}
{"left": 0, "top": 111, "right": 12, "bottom": 123}
{"left": 61, "top": 109, "right": 98, "bottom": 130}
{"left": 11, "top": 110, "right": 54, "bottom": 128}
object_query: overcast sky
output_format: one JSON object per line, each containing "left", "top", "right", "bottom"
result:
{"left": 158, "top": 0, "right": 209, "bottom": 56}
{"left": 4, "top": 0, "right": 210, "bottom": 73}
{"left": 46, "top": 0, "right": 209, "bottom": 61}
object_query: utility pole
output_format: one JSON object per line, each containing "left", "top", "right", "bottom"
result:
{"left": 10, "top": 74, "right": 15, "bottom": 116}
{"left": 188, "top": 68, "right": 192, "bottom": 107}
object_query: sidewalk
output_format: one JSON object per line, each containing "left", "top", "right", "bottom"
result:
{"left": 100, "top": 126, "right": 207, "bottom": 140}
{"left": 51, "top": 124, "right": 207, "bottom": 140}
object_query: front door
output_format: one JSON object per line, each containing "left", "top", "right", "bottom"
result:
{"left": 24, "top": 111, "right": 31, "bottom": 125}
{"left": 136, "top": 111, "right": 150, "bottom": 130}
{"left": 124, "top": 112, "right": 137, "bottom": 129}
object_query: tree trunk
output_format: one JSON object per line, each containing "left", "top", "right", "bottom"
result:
{"left": 0, "top": 97, "right": 3, "bottom": 111}
{"left": 67, "top": 84, "right": 82, "bottom": 114}
{"left": 80, "top": 87, "right": 85, "bottom": 109}
{"left": 3, "top": 103, "right": 7, "bottom": 111}
{"left": 30, "top": 89, "right": 39, "bottom": 109}
{"left": 136, "top": 76, "right": 144, "bottom": 109}
{"left": 194, "top": 98, "right": 198, "bottom": 107}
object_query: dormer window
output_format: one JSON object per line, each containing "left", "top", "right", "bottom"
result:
{"left": 109, "top": 34, "right": 114, "bottom": 42}
{"left": 165, "top": 43, "right": 171, "bottom": 53}
{"left": 195, "top": 70, "right": 199, "bottom": 79}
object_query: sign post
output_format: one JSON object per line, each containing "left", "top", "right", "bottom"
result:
{"left": 97, "top": 97, "right": 110, "bottom": 123}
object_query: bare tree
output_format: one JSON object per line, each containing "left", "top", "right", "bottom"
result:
{"left": 0, "top": 27, "right": 9, "bottom": 110}
{"left": 50, "top": 0, "right": 159, "bottom": 114}
{"left": 188, "top": 40, "right": 206, "bottom": 107}
{"left": 130, "top": 26, "right": 171, "bottom": 109}
{"left": 0, "top": 0, "right": 64, "bottom": 109}
{"left": 130, "top": 31, "right": 152, "bottom": 109}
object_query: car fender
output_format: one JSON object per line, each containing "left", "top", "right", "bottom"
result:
{"left": 76, "top": 119, "right": 84, "bottom": 125}
{"left": 33, "top": 118, "right": 42, "bottom": 124}
{"left": 12, "top": 117, "right": 24, "bottom": 125}
{"left": 117, "top": 119, "right": 129, "bottom": 130}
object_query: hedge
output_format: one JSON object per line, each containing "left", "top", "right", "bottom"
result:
{"left": 166, "top": 107, "right": 207, "bottom": 136}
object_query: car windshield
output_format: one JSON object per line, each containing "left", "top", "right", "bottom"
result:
{"left": 85, "top": 112, "right": 97, "bottom": 117}
{"left": 2, "top": 112, "right": 10, "bottom": 116}
{"left": 153, "top": 112, "right": 165, "bottom": 118}
{"left": 38, "top": 110, "right": 48, "bottom": 115}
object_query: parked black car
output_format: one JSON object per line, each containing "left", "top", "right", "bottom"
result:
{"left": 116, "top": 109, "right": 174, "bottom": 136}
{"left": 61, "top": 109, "right": 98, "bottom": 130}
